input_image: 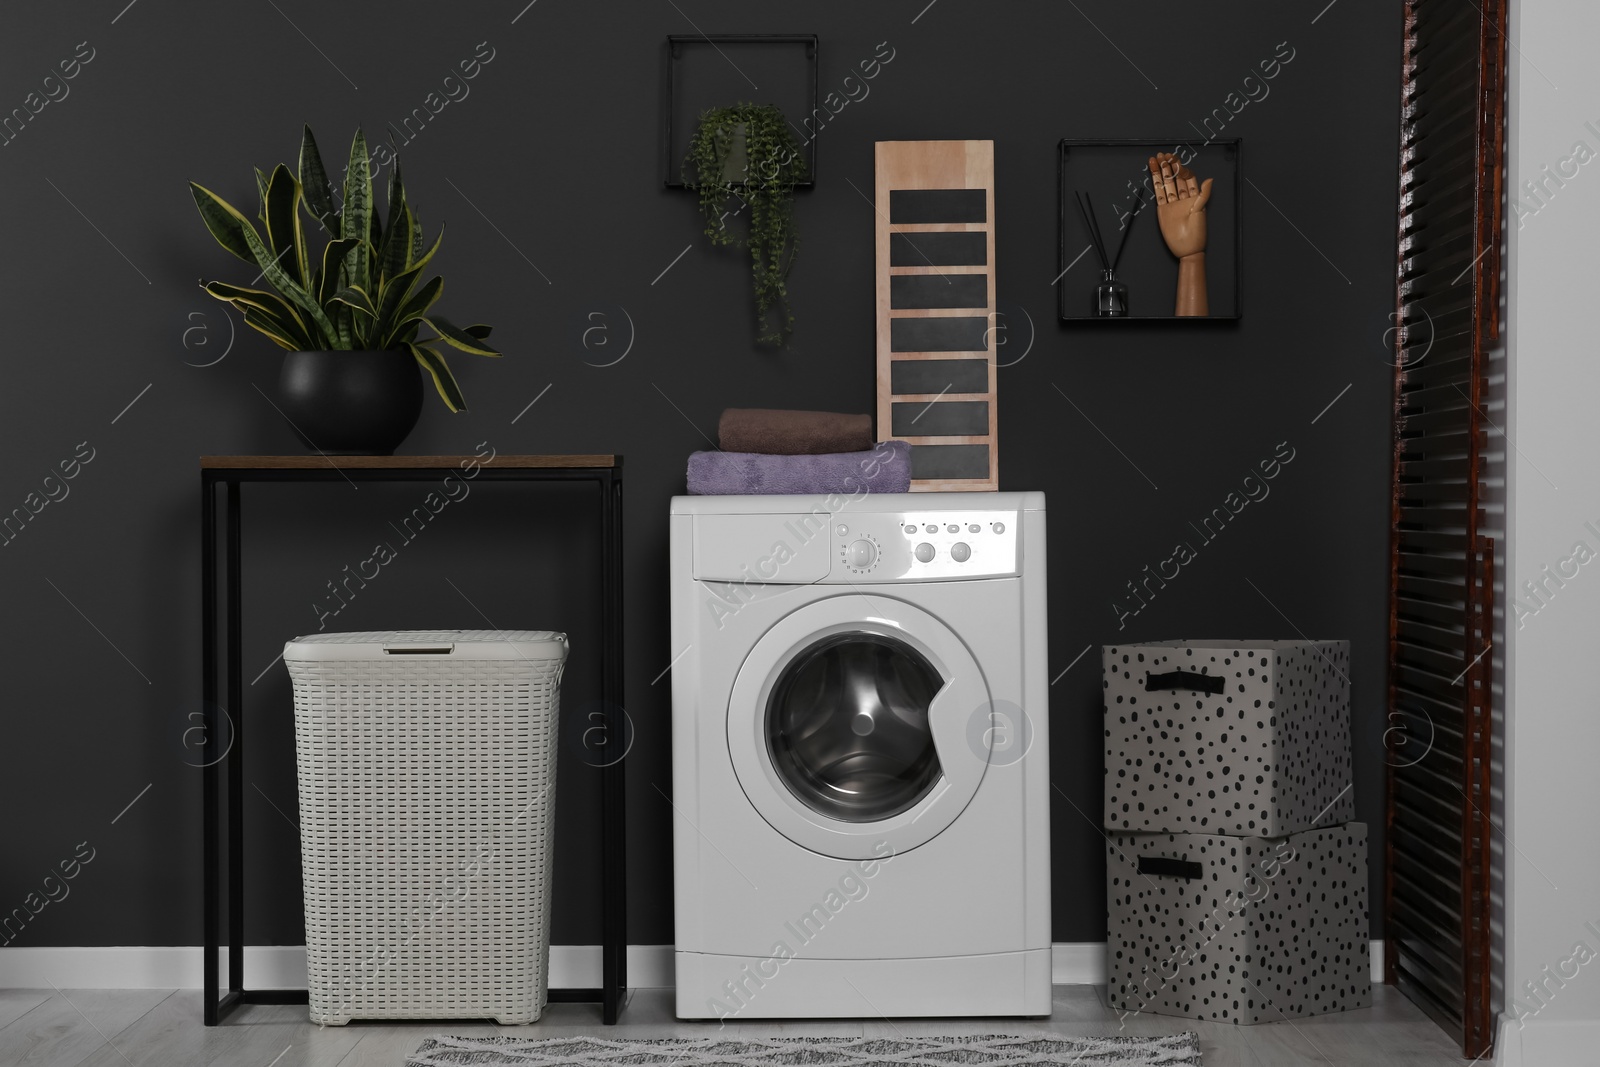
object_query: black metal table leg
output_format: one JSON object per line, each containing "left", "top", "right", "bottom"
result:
{"left": 599, "top": 467, "right": 628, "bottom": 1024}
{"left": 202, "top": 475, "right": 220, "bottom": 1025}
{"left": 612, "top": 469, "right": 627, "bottom": 1013}
{"left": 227, "top": 481, "right": 245, "bottom": 994}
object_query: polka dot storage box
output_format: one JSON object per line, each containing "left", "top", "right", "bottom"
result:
{"left": 284, "top": 630, "right": 568, "bottom": 1025}
{"left": 1102, "top": 640, "right": 1355, "bottom": 838}
{"left": 1106, "top": 823, "right": 1371, "bottom": 1023}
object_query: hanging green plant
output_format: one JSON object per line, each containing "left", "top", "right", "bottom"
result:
{"left": 683, "top": 103, "right": 808, "bottom": 346}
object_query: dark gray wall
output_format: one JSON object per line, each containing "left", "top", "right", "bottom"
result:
{"left": 0, "top": 0, "right": 1401, "bottom": 950}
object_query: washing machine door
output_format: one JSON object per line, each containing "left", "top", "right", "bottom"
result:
{"left": 727, "top": 593, "right": 991, "bottom": 859}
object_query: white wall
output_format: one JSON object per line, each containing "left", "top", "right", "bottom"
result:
{"left": 1499, "top": 1, "right": 1600, "bottom": 1062}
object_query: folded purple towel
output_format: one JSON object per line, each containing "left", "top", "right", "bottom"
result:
{"left": 687, "top": 440, "right": 911, "bottom": 496}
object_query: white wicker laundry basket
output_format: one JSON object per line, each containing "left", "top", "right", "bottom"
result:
{"left": 284, "top": 629, "right": 568, "bottom": 1025}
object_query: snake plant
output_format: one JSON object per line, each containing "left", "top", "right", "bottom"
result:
{"left": 189, "top": 126, "right": 499, "bottom": 411}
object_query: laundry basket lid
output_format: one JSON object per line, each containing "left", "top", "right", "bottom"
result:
{"left": 284, "top": 629, "right": 568, "bottom": 662}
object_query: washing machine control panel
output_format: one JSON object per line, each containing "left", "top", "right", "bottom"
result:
{"left": 831, "top": 510, "right": 1018, "bottom": 581}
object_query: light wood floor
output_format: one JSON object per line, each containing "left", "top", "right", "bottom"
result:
{"left": 0, "top": 984, "right": 1470, "bottom": 1066}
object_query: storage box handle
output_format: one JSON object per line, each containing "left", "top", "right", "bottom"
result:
{"left": 1138, "top": 855, "right": 1204, "bottom": 880}
{"left": 382, "top": 642, "right": 456, "bottom": 655}
{"left": 1145, "top": 669, "right": 1224, "bottom": 695}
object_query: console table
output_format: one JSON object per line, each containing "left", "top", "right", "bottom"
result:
{"left": 199, "top": 455, "right": 627, "bottom": 1025}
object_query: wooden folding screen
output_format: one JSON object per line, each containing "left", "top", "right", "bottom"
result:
{"left": 1385, "top": 0, "right": 1507, "bottom": 1058}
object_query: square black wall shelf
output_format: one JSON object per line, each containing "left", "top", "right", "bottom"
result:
{"left": 1057, "top": 139, "right": 1242, "bottom": 322}
{"left": 663, "top": 34, "right": 818, "bottom": 189}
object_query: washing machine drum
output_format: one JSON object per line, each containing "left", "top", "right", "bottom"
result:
{"left": 727, "top": 594, "right": 993, "bottom": 859}
{"left": 766, "top": 633, "right": 944, "bottom": 823}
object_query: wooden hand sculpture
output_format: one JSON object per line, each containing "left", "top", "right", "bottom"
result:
{"left": 1148, "top": 152, "right": 1213, "bottom": 316}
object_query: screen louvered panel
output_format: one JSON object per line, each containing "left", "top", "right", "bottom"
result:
{"left": 1385, "top": 0, "right": 1505, "bottom": 1059}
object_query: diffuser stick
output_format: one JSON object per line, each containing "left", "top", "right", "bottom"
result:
{"left": 1076, "top": 192, "right": 1109, "bottom": 270}
{"left": 1111, "top": 188, "right": 1147, "bottom": 272}
{"left": 1086, "top": 193, "right": 1113, "bottom": 270}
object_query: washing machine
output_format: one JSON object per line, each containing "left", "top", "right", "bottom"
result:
{"left": 669, "top": 491, "right": 1051, "bottom": 1020}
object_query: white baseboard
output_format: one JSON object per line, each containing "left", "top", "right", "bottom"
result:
{"left": 1051, "top": 943, "right": 1109, "bottom": 984}
{"left": 0, "top": 941, "right": 1383, "bottom": 990}
{"left": 0, "top": 945, "right": 675, "bottom": 991}
{"left": 1494, "top": 1012, "right": 1600, "bottom": 1067}
{"left": 1050, "top": 940, "right": 1385, "bottom": 986}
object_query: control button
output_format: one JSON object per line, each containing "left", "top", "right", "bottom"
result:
{"left": 924, "top": 524, "right": 937, "bottom": 534}
{"left": 968, "top": 524, "right": 981, "bottom": 533}
{"left": 947, "top": 523, "right": 959, "bottom": 534}
{"left": 836, "top": 524, "right": 849, "bottom": 537}
{"left": 846, "top": 539, "right": 878, "bottom": 569}
{"left": 915, "top": 542, "right": 936, "bottom": 563}
{"left": 904, "top": 524, "right": 917, "bottom": 534}
{"left": 993, "top": 522, "right": 1006, "bottom": 534}
{"left": 951, "top": 542, "right": 971, "bottom": 562}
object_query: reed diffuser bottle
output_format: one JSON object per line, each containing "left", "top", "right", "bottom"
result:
{"left": 1095, "top": 269, "right": 1128, "bottom": 317}
{"left": 1076, "top": 188, "right": 1146, "bottom": 318}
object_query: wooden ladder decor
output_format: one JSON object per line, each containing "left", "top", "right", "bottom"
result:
{"left": 874, "top": 140, "right": 999, "bottom": 492}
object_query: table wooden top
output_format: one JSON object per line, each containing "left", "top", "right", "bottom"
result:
{"left": 201, "top": 454, "right": 618, "bottom": 470}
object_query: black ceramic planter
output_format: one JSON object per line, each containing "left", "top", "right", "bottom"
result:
{"left": 277, "top": 350, "right": 423, "bottom": 455}
{"left": 722, "top": 123, "right": 748, "bottom": 182}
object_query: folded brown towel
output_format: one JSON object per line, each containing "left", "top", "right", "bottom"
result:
{"left": 718, "top": 408, "right": 873, "bottom": 455}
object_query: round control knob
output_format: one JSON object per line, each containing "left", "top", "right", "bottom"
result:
{"left": 951, "top": 542, "right": 971, "bottom": 562}
{"left": 993, "top": 522, "right": 1006, "bottom": 534}
{"left": 915, "top": 542, "right": 936, "bottom": 563}
{"left": 846, "top": 538, "right": 877, "bottom": 569}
